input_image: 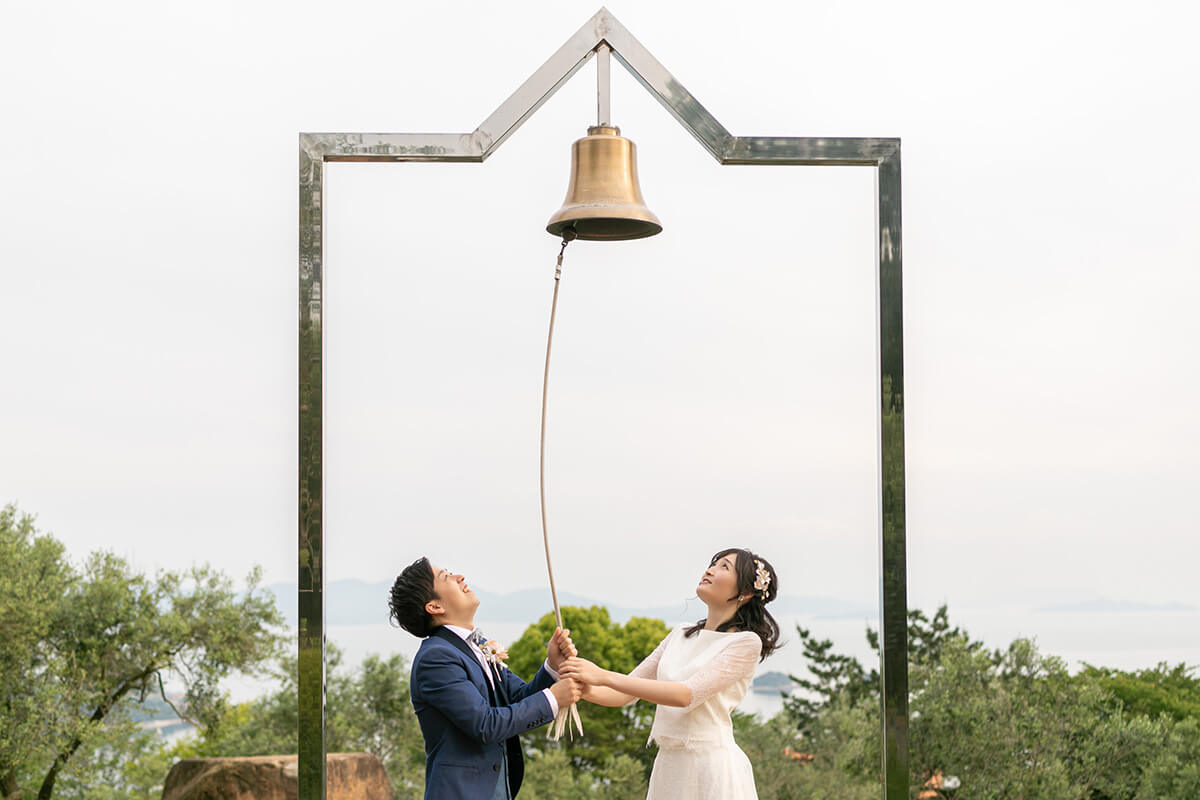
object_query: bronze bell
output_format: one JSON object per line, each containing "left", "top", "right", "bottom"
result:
{"left": 547, "top": 125, "right": 662, "bottom": 241}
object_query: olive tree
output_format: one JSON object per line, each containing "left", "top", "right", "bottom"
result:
{"left": 0, "top": 504, "right": 283, "bottom": 800}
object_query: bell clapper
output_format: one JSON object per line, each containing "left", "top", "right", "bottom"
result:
{"left": 555, "top": 227, "right": 575, "bottom": 279}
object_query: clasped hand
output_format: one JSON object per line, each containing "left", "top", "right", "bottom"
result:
{"left": 546, "top": 627, "right": 585, "bottom": 706}
{"left": 559, "top": 656, "right": 605, "bottom": 687}
{"left": 546, "top": 629, "right": 616, "bottom": 704}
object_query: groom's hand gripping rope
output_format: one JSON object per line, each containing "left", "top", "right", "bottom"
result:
{"left": 549, "top": 676, "right": 583, "bottom": 709}
{"left": 546, "top": 627, "right": 577, "bottom": 673}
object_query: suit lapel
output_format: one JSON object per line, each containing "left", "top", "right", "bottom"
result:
{"left": 430, "top": 627, "right": 498, "bottom": 706}
{"left": 490, "top": 662, "right": 510, "bottom": 706}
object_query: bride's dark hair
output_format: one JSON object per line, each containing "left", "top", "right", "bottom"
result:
{"left": 685, "top": 547, "right": 780, "bottom": 660}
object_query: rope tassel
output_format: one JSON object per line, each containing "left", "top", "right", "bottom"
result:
{"left": 550, "top": 701, "right": 584, "bottom": 741}
{"left": 540, "top": 232, "right": 583, "bottom": 741}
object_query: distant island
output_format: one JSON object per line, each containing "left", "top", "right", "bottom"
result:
{"left": 751, "top": 671, "right": 794, "bottom": 694}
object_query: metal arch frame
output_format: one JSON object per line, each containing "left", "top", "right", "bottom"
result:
{"left": 298, "top": 7, "right": 907, "bottom": 799}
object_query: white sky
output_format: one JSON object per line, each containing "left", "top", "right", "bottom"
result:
{"left": 3, "top": 1, "right": 1199, "bottom": 649}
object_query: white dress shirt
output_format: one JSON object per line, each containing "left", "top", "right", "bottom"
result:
{"left": 444, "top": 624, "right": 559, "bottom": 717}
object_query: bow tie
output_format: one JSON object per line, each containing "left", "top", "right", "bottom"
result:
{"left": 467, "top": 629, "right": 488, "bottom": 648}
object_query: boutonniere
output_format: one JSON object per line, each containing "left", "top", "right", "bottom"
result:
{"left": 479, "top": 640, "right": 509, "bottom": 669}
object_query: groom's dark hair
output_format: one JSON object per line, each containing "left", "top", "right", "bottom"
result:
{"left": 389, "top": 556, "right": 439, "bottom": 637}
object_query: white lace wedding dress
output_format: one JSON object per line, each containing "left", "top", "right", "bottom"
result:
{"left": 631, "top": 625, "right": 761, "bottom": 800}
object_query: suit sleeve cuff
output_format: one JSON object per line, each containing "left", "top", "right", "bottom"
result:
{"left": 543, "top": 658, "right": 560, "bottom": 681}
{"left": 542, "top": 687, "right": 559, "bottom": 718}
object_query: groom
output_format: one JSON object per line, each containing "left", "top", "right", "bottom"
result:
{"left": 389, "top": 557, "right": 580, "bottom": 799}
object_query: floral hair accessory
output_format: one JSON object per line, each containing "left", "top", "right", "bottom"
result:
{"left": 753, "top": 559, "right": 771, "bottom": 600}
{"left": 479, "top": 640, "right": 509, "bottom": 669}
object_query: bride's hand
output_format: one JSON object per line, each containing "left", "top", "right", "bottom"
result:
{"left": 560, "top": 656, "right": 605, "bottom": 686}
{"left": 580, "top": 683, "right": 603, "bottom": 703}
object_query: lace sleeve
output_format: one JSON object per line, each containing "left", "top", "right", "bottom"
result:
{"left": 629, "top": 629, "right": 675, "bottom": 680}
{"left": 681, "top": 633, "right": 760, "bottom": 711}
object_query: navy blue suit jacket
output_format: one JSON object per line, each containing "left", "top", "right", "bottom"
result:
{"left": 411, "top": 627, "right": 555, "bottom": 799}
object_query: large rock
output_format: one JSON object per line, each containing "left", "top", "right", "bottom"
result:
{"left": 161, "top": 753, "right": 392, "bottom": 800}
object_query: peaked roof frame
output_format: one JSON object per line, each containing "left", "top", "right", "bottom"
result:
{"left": 298, "top": 8, "right": 907, "bottom": 799}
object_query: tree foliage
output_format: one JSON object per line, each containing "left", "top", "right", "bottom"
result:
{"left": 520, "top": 749, "right": 649, "bottom": 800}
{"left": 171, "top": 608, "right": 1200, "bottom": 800}
{"left": 0, "top": 504, "right": 284, "bottom": 800}
{"left": 733, "top": 708, "right": 878, "bottom": 800}
{"left": 8, "top": 528, "right": 1197, "bottom": 800}
{"left": 781, "top": 605, "right": 1200, "bottom": 800}
{"left": 1140, "top": 717, "right": 1200, "bottom": 799}
{"left": 175, "top": 643, "right": 426, "bottom": 798}
{"left": 784, "top": 604, "right": 987, "bottom": 735}
{"left": 176, "top": 609, "right": 669, "bottom": 798}
{"left": 507, "top": 606, "right": 669, "bottom": 780}
{"left": 1082, "top": 661, "right": 1200, "bottom": 722}
{"left": 783, "top": 626, "right": 876, "bottom": 735}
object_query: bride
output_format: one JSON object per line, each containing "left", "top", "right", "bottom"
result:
{"left": 561, "top": 547, "right": 780, "bottom": 800}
